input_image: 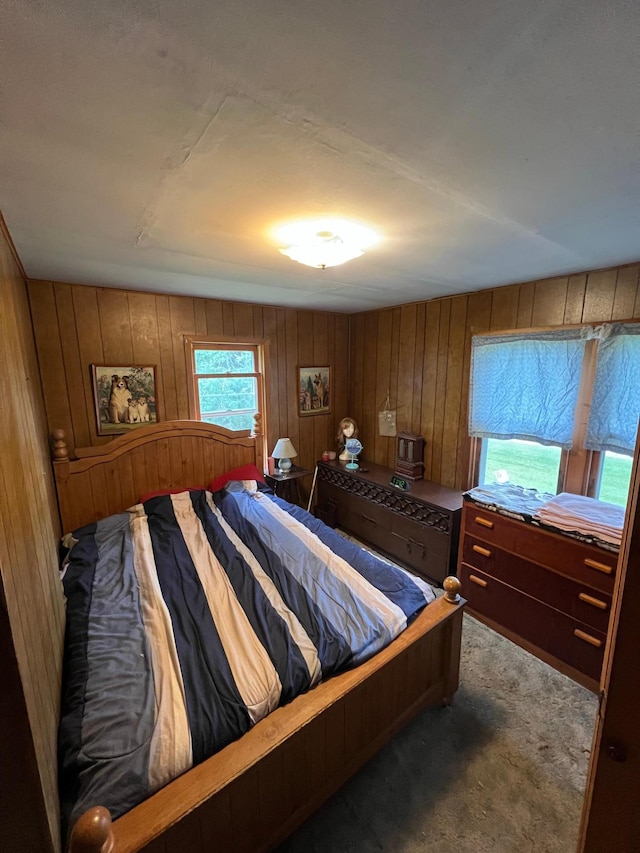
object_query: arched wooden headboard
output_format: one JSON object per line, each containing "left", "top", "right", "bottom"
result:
{"left": 52, "top": 419, "right": 264, "bottom": 532}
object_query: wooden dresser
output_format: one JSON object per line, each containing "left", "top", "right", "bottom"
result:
{"left": 458, "top": 500, "right": 618, "bottom": 691}
{"left": 316, "top": 459, "right": 462, "bottom": 585}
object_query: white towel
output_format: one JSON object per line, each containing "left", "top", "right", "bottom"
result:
{"left": 535, "top": 492, "right": 624, "bottom": 545}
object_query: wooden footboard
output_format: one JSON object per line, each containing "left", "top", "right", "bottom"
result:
{"left": 70, "top": 583, "right": 464, "bottom": 853}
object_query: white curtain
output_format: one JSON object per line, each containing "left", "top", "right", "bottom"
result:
{"left": 585, "top": 324, "right": 640, "bottom": 455}
{"left": 469, "top": 330, "right": 587, "bottom": 449}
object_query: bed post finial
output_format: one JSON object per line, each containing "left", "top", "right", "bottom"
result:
{"left": 69, "top": 806, "right": 114, "bottom": 853}
{"left": 52, "top": 429, "right": 69, "bottom": 461}
{"left": 442, "top": 575, "right": 462, "bottom": 604}
{"left": 252, "top": 411, "right": 263, "bottom": 437}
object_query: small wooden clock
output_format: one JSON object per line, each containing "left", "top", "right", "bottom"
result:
{"left": 394, "top": 432, "right": 425, "bottom": 481}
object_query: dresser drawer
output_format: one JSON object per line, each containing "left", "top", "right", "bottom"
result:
{"left": 464, "top": 505, "right": 617, "bottom": 593}
{"left": 387, "top": 531, "right": 447, "bottom": 584}
{"left": 460, "top": 563, "right": 606, "bottom": 682}
{"left": 462, "top": 534, "right": 612, "bottom": 633}
{"left": 392, "top": 513, "right": 450, "bottom": 559}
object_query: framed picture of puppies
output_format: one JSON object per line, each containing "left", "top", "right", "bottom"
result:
{"left": 298, "top": 366, "right": 331, "bottom": 416}
{"left": 91, "top": 364, "right": 158, "bottom": 435}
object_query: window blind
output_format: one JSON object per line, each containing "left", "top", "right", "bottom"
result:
{"left": 469, "top": 330, "right": 587, "bottom": 448}
{"left": 585, "top": 323, "right": 640, "bottom": 455}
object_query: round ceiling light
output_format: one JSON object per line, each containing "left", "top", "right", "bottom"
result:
{"left": 275, "top": 219, "right": 380, "bottom": 270}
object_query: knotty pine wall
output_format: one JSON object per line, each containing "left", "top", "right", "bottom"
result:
{"left": 350, "top": 262, "right": 640, "bottom": 491}
{"left": 27, "top": 281, "right": 349, "bottom": 480}
{"left": 0, "top": 218, "right": 64, "bottom": 853}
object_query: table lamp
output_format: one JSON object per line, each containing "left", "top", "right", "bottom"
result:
{"left": 272, "top": 438, "right": 297, "bottom": 474}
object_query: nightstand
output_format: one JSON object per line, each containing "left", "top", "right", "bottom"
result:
{"left": 265, "top": 467, "right": 313, "bottom": 507}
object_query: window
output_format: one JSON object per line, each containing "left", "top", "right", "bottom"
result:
{"left": 479, "top": 438, "right": 562, "bottom": 495}
{"left": 469, "top": 323, "right": 640, "bottom": 505}
{"left": 185, "top": 338, "right": 264, "bottom": 433}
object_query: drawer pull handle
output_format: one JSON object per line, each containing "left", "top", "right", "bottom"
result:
{"left": 474, "top": 516, "right": 494, "bottom": 529}
{"left": 584, "top": 558, "right": 614, "bottom": 575}
{"left": 578, "top": 593, "right": 608, "bottom": 611}
{"left": 472, "top": 544, "right": 491, "bottom": 558}
{"left": 469, "top": 574, "right": 488, "bottom": 588}
{"left": 573, "top": 629, "right": 603, "bottom": 648}
{"left": 363, "top": 514, "right": 376, "bottom": 523}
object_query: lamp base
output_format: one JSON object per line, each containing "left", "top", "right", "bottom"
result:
{"left": 277, "top": 458, "right": 292, "bottom": 474}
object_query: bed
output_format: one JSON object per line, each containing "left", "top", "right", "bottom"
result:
{"left": 51, "top": 419, "right": 464, "bottom": 853}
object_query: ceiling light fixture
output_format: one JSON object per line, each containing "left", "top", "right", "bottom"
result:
{"left": 276, "top": 219, "right": 379, "bottom": 270}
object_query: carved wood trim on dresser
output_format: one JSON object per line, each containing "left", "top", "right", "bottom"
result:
{"left": 316, "top": 460, "right": 462, "bottom": 585}
{"left": 458, "top": 500, "right": 618, "bottom": 692}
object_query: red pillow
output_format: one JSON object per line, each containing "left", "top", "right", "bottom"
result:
{"left": 208, "top": 464, "right": 265, "bottom": 493}
{"left": 139, "top": 486, "right": 203, "bottom": 503}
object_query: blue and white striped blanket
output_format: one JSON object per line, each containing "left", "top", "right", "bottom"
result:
{"left": 59, "top": 484, "right": 434, "bottom": 829}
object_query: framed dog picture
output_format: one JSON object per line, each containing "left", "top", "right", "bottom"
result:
{"left": 298, "top": 366, "right": 331, "bottom": 416}
{"left": 91, "top": 365, "right": 158, "bottom": 435}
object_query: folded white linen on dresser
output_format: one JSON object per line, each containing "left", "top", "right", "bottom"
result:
{"left": 534, "top": 492, "right": 625, "bottom": 545}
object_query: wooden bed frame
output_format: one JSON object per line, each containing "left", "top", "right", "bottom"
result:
{"left": 51, "top": 420, "right": 465, "bottom": 853}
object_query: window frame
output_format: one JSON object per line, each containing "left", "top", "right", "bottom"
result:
{"left": 468, "top": 323, "right": 639, "bottom": 501}
{"left": 184, "top": 336, "right": 267, "bottom": 444}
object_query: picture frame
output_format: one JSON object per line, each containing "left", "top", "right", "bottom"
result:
{"left": 298, "top": 366, "right": 331, "bottom": 416}
{"left": 91, "top": 364, "right": 158, "bottom": 436}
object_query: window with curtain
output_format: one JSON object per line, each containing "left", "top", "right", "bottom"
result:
{"left": 469, "top": 325, "right": 640, "bottom": 505}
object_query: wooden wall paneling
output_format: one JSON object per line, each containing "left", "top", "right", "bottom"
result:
{"left": 28, "top": 281, "right": 75, "bottom": 448}
{"left": 0, "top": 237, "right": 65, "bottom": 852}
{"left": 253, "top": 305, "right": 264, "bottom": 339}
{"left": 275, "top": 309, "right": 288, "bottom": 455}
{"left": 362, "top": 311, "right": 379, "bottom": 460}
{"left": 297, "top": 311, "right": 315, "bottom": 472}
{"left": 421, "top": 302, "right": 441, "bottom": 480}
{"left": 612, "top": 264, "right": 640, "bottom": 320}
{"left": 232, "top": 303, "right": 254, "bottom": 338}
{"left": 564, "top": 274, "right": 588, "bottom": 324}
{"left": 128, "top": 292, "right": 164, "bottom": 424}
{"left": 349, "top": 313, "right": 365, "bottom": 438}
{"left": 194, "top": 298, "right": 207, "bottom": 336}
{"left": 386, "top": 308, "right": 402, "bottom": 469}
{"left": 333, "top": 313, "right": 349, "bottom": 431}
{"left": 313, "top": 311, "right": 330, "bottom": 464}
{"left": 205, "top": 299, "right": 224, "bottom": 336}
{"left": 169, "top": 297, "right": 196, "bottom": 418}
{"left": 431, "top": 299, "right": 451, "bottom": 484}
{"left": 54, "top": 283, "right": 92, "bottom": 449}
{"left": 582, "top": 269, "right": 617, "bottom": 323}
{"left": 285, "top": 310, "right": 300, "bottom": 462}
{"left": 397, "top": 305, "right": 417, "bottom": 440}
{"left": 156, "top": 295, "right": 179, "bottom": 421}
{"left": 411, "top": 303, "right": 426, "bottom": 435}
{"left": 97, "top": 289, "right": 134, "bottom": 364}
{"left": 516, "top": 280, "right": 535, "bottom": 328}
{"left": 440, "top": 296, "right": 468, "bottom": 489}
{"left": 373, "top": 309, "right": 393, "bottom": 466}
{"left": 456, "top": 290, "right": 493, "bottom": 489}
{"left": 71, "top": 286, "right": 107, "bottom": 446}
{"left": 531, "top": 277, "right": 568, "bottom": 327}
{"left": 489, "top": 285, "right": 516, "bottom": 331}
{"left": 262, "top": 307, "right": 280, "bottom": 449}
{"left": 222, "top": 302, "right": 235, "bottom": 336}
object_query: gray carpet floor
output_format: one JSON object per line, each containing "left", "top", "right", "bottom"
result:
{"left": 276, "top": 612, "right": 597, "bottom": 853}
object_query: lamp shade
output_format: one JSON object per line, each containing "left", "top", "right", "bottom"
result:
{"left": 272, "top": 438, "right": 297, "bottom": 460}
{"left": 272, "top": 437, "right": 297, "bottom": 474}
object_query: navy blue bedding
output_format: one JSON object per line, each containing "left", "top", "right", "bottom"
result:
{"left": 59, "top": 484, "right": 434, "bottom": 831}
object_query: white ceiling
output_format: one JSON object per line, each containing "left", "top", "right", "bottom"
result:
{"left": 2, "top": 0, "right": 640, "bottom": 312}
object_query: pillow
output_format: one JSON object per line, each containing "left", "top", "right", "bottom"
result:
{"left": 139, "top": 486, "right": 203, "bottom": 503}
{"left": 209, "top": 463, "right": 265, "bottom": 493}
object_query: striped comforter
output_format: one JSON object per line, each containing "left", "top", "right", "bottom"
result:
{"left": 59, "top": 483, "right": 434, "bottom": 829}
